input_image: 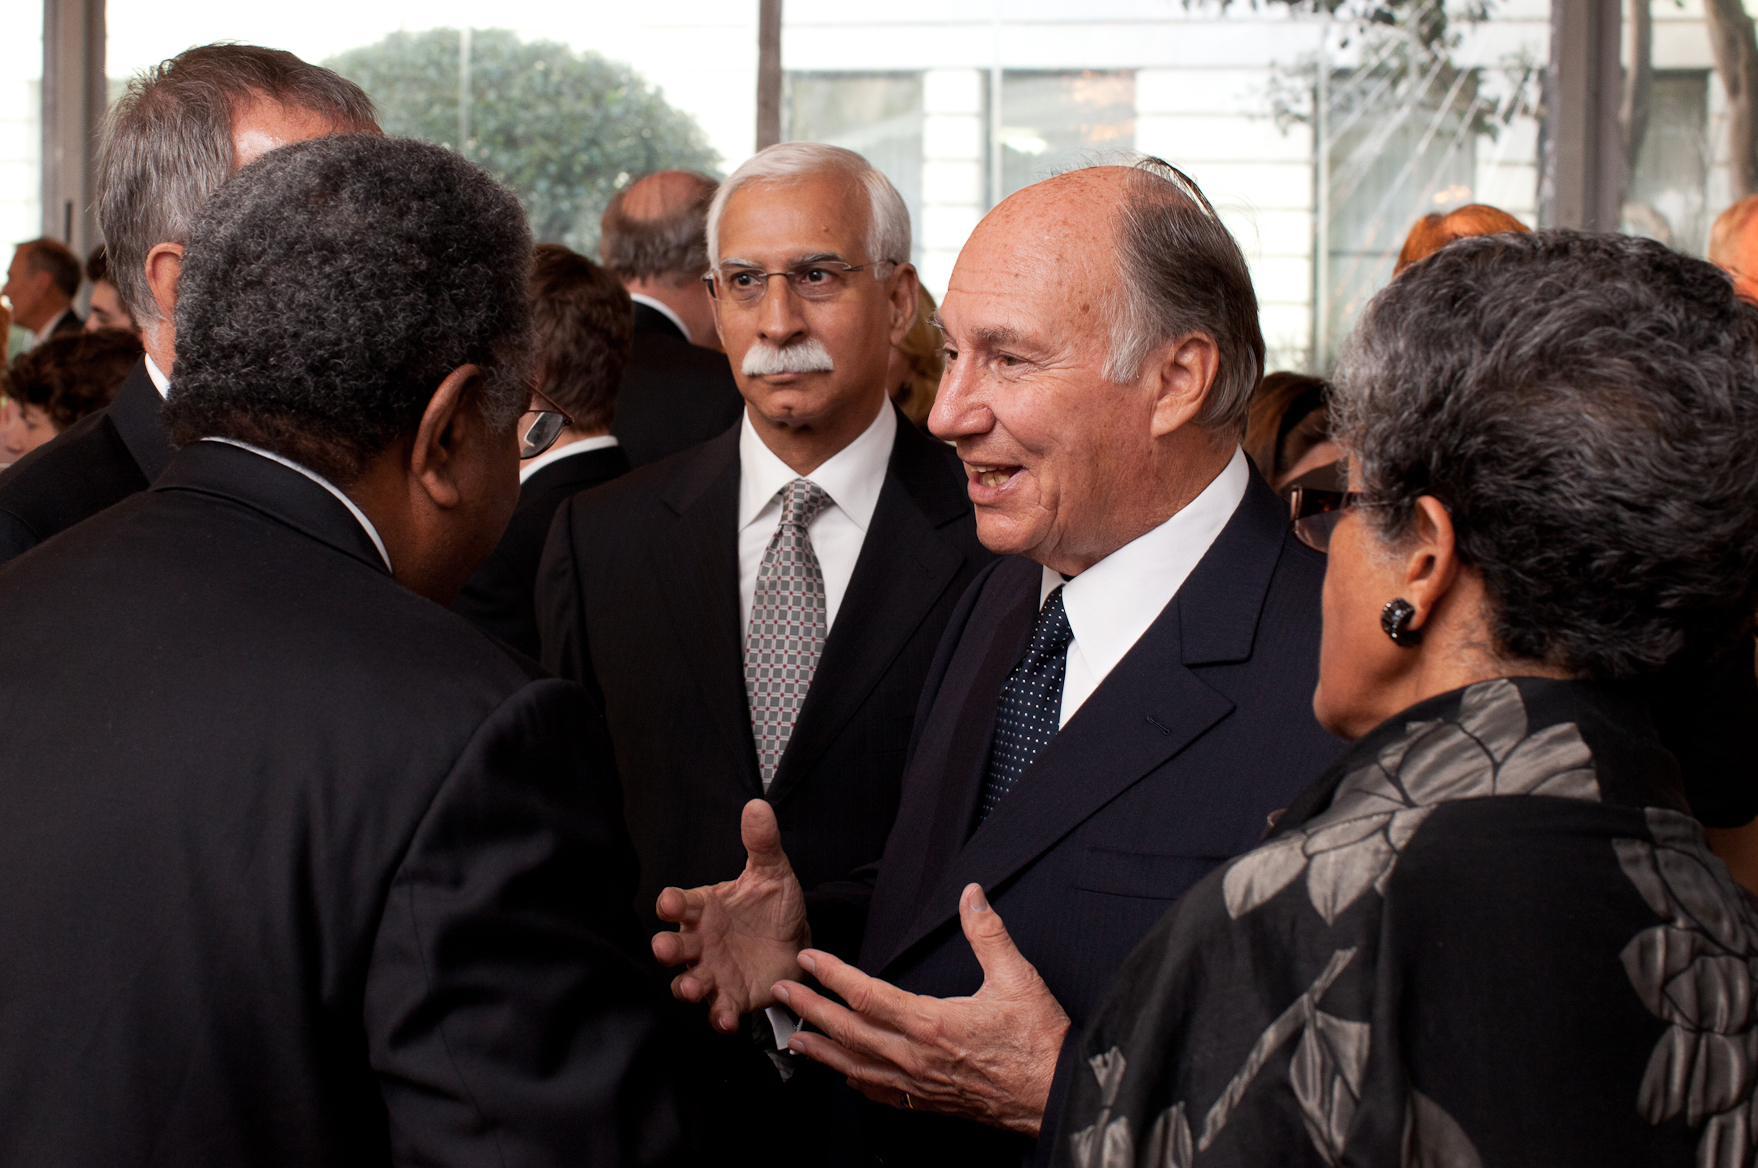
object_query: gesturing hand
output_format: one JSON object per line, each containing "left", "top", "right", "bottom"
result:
{"left": 652, "top": 799, "right": 811, "bottom": 1033}
{"left": 771, "top": 883, "right": 1070, "bottom": 1136}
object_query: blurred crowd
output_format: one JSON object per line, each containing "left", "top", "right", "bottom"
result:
{"left": 2, "top": 41, "right": 1757, "bottom": 1168}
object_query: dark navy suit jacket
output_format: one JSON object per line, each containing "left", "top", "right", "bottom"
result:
{"left": 842, "top": 468, "right": 1346, "bottom": 1165}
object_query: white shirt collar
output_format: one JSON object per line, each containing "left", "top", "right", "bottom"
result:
{"left": 1042, "top": 446, "right": 1251, "bottom": 684}
{"left": 737, "top": 399, "right": 896, "bottom": 534}
{"left": 31, "top": 309, "right": 72, "bottom": 347}
{"left": 628, "top": 292, "right": 692, "bottom": 343}
{"left": 144, "top": 354, "right": 171, "bottom": 398}
{"left": 201, "top": 437, "right": 393, "bottom": 572}
{"left": 519, "top": 433, "right": 619, "bottom": 484}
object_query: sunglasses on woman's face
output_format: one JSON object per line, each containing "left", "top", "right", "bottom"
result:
{"left": 1287, "top": 486, "right": 1369, "bottom": 554}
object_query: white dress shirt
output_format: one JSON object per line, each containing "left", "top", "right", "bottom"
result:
{"left": 628, "top": 292, "right": 691, "bottom": 342}
{"left": 203, "top": 437, "right": 393, "bottom": 572}
{"left": 737, "top": 400, "right": 896, "bottom": 634}
{"left": 1040, "top": 445, "right": 1250, "bottom": 727}
{"left": 517, "top": 433, "right": 619, "bottom": 484}
{"left": 145, "top": 354, "right": 171, "bottom": 398}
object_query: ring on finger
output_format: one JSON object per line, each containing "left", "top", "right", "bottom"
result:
{"left": 902, "top": 1092, "right": 915, "bottom": 1110}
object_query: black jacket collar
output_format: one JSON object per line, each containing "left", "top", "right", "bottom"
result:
{"left": 631, "top": 301, "right": 687, "bottom": 342}
{"left": 152, "top": 440, "right": 391, "bottom": 576}
{"left": 110, "top": 359, "right": 177, "bottom": 484}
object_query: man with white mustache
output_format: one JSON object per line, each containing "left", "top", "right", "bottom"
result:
{"left": 535, "top": 142, "right": 991, "bottom": 1156}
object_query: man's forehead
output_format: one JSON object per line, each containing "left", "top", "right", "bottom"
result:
{"left": 718, "top": 173, "right": 867, "bottom": 254}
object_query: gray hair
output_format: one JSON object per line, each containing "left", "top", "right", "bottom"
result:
{"left": 705, "top": 142, "right": 910, "bottom": 269}
{"left": 599, "top": 171, "right": 717, "bottom": 284}
{"left": 162, "top": 135, "right": 533, "bottom": 484}
{"left": 1333, "top": 229, "right": 1758, "bottom": 680}
{"left": 96, "top": 43, "right": 377, "bottom": 325}
{"left": 1104, "top": 158, "right": 1263, "bottom": 434}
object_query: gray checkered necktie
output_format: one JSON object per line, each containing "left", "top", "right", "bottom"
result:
{"left": 745, "top": 478, "right": 834, "bottom": 790}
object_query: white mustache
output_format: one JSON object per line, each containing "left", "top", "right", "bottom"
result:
{"left": 742, "top": 338, "right": 836, "bottom": 377}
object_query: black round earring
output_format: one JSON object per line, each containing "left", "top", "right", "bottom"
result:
{"left": 1381, "top": 598, "right": 1422, "bottom": 647}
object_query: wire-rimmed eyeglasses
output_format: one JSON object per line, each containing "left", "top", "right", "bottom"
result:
{"left": 519, "top": 387, "right": 572, "bottom": 459}
{"left": 701, "top": 259, "right": 897, "bottom": 305}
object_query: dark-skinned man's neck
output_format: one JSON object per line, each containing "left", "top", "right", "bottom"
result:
{"left": 747, "top": 388, "right": 887, "bottom": 478}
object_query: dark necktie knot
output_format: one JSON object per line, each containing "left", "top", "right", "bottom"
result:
{"left": 1023, "top": 587, "right": 1073, "bottom": 665}
{"left": 977, "top": 585, "right": 1073, "bottom": 825}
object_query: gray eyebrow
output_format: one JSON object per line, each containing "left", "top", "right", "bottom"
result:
{"left": 716, "top": 252, "right": 852, "bottom": 269}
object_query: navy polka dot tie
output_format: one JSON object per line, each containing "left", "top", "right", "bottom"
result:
{"left": 978, "top": 585, "right": 1073, "bottom": 823}
{"left": 744, "top": 478, "right": 833, "bottom": 790}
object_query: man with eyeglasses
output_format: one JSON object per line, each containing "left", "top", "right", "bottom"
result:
{"left": 648, "top": 160, "right": 1346, "bottom": 1165}
{"left": 535, "top": 141, "right": 991, "bottom": 1146}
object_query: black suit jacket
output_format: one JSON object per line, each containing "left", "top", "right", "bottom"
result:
{"left": 848, "top": 470, "right": 1346, "bottom": 1165}
{"left": 0, "top": 357, "right": 172, "bottom": 564}
{"left": 537, "top": 408, "right": 993, "bottom": 943}
{"left": 0, "top": 440, "right": 682, "bottom": 1166}
{"left": 609, "top": 303, "right": 744, "bottom": 468}
{"left": 45, "top": 306, "right": 84, "bottom": 338}
{"left": 453, "top": 442, "right": 631, "bottom": 657}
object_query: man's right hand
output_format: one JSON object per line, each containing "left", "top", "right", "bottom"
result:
{"left": 652, "top": 799, "right": 811, "bottom": 1032}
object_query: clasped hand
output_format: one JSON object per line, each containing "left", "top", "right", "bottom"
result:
{"left": 652, "top": 801, "right": 1069, "bottom": 1135}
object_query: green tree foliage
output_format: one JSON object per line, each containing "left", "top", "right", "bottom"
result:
{"left": 326, "top": 29, "right": 720, "bottom": 254}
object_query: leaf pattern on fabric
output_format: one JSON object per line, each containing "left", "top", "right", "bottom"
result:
{"left": 1224, "top": 679, "right": 1597, "bottom": 924}
{"left": 1401, "top": 1090, "right": 1485, "bottom": 1168}
{"left": 1069, "top": 1048, "right": 1136, "bottom": 1168}
{"left": 1142, "top": 1103, "right": 1194, "bottom": 1168}
{"left": 1198, "top": 948, "right": 1360, "bottom": 1156}
{"left": 1616, "top": 807, "right": 1758, "bottom": 1166}
{"left": 1291, "top": 1007, "right": 1371, "bottom": 1164}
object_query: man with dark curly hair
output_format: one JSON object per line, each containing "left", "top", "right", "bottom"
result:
{"left": 0, "top": 134, "right": 684, "bottom": 1167}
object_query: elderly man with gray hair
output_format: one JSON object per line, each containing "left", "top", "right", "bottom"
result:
{"left": 652, "top": 160, "right": 1343, "bottom": 1164}
{"left": 0, "top": 43, "right": 378, "bottom": 564}
{"left": 536, "top": 141, "right": 992, "bottom": 1144}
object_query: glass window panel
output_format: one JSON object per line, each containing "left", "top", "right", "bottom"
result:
{"left": 2, "top": 3, "right": 42, "bottom": 359}
{"left": 1000, "top": 70, "right": 1135, "bottom": 200}
{"left": 780, "top": 1, "right": 1550, "bottom": 373}
{"left": 103, "top": 2, "right": 754, "bottom": 256}
{"left": 786, "top": 72, "right": 926, "bottom": 266}
{"left": 1619, "top": 2, "right": 1758, "bottom": 265}
{"left": 1623, "top": 71, "right": 1711, "bottom": 254}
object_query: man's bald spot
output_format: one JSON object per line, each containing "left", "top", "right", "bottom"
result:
{"left": 621, "top": 170, "right": 717, "bottom": 221}
{"left": 230, "top": 91, "right": 379, "bottom": 171}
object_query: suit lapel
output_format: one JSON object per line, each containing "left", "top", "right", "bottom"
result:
{"left": 877, "top": 608, "right": 1232, "bottom": 969}
{"left": 651, "top": 430, "right": 762, "bottom": 795}
{"left": 873, "top": 468, "right": 1294, "bottom": 972}
{"left": 766, "top": 418, "right": 972, "bottom": 805}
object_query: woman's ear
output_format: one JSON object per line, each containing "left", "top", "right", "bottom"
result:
{"left": 1397, "top": 496, "right": 1459, "bottom": 633}
{"left": 409, "top": 365, "right": 482, "bottom": 510}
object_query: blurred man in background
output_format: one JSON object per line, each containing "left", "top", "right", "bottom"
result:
{"left": 3, "top": 239, "right": 82, "bottom": 347}
{"left": 0, "top": 43, "right": 378, "bottom": 565}
{"left": 83, "top": 245, "right": 140, "bottom": 334}
{"left": 454, "top": 244, "right": 634, "bottom": 657}
{"left": 601, "top": 170, "right": 745, "bottom": 465}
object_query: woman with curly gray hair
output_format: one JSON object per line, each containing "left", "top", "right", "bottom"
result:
{"left": 1055, "top": 232, "right": 1758, "bottom": 1168}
